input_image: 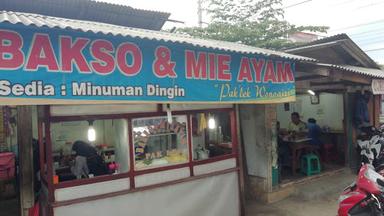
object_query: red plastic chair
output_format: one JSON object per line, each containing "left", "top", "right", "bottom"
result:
{"left": 321, "top": 143, "right": 338, "bottom": 163}
{"left": 0, "top": 152, "right": 15, "bottom": 180}
{"left": 0, "top": 152, "right": 15, "bottom": 197}
{"left": 29, "top": 202, "right": 39, "bottom": 216}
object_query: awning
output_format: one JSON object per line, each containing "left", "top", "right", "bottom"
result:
{"left": 0, "top": 11, "right": 313, "bottom": 105}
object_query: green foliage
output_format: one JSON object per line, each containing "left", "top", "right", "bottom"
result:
{"left": 176, "top": 0, "right": 328, "bottom": 50}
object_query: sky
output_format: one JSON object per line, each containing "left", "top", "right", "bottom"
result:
{"left": 100, "top": 0, "right": 384, "bottom": 64}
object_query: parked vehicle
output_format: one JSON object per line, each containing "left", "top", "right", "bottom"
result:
{"left": 357, "top": 126, "right": 384, "bottom": 168}
{"left": 338, "top": 164, "right": 384, "bottom": 216}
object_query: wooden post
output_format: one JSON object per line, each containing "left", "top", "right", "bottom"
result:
{"left": 265, "top": 104, "right": 277, "bottom": 193}
{"left": 373, "top": 95, "right": 381, "bottom": 128}
{"left": 235, "top": 105, "right": 246, "bottom": 216}
{"left": 17, "top": 106, "right": 34, "bottom": 216}
{"left": 344, "top": 93, "right": 358, "bottom": 171}
{"left": 368, "top": 94, "right": 374, "bottom": 126}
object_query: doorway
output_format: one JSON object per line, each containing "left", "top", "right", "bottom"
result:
{"left": 276, "top": 93, "right": 346, "bottom": 184}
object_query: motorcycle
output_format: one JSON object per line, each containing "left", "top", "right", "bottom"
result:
{"left": 338, "top": 164, "right": 384, "bottom": 216}
{"left": 357, "top": 126, "right": 384, "bottom": 168}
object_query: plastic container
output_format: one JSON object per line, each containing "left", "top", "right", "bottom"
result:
{"left": 272, "top": 166, "right": 279, "bottom": 186}
{"left": 53, "top": 175, "right": 59, "bottom": 184}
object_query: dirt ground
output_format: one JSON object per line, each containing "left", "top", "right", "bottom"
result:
{"left": 245, "top": 169, "right": 356, "bottom": 216}
{"left": 246, "top": 193, "right": 339, "bottom": 216}
{"left": 0, "top": 198, "right": 19, "bottom": 216}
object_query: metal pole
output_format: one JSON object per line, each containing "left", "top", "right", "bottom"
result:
{"left": 197, "top": 0, "right": 203, "bottom": 28}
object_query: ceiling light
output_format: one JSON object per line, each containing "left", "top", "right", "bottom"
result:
{"left": 307, "top": 89, "right": 316, "bottom": 96}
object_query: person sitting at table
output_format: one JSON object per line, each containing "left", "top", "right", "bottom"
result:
{"left": 307, "top": 118, "right": 322, "bottom": 147}
{"left": 288, "top": 112, "right": 307, "bottom": 138}
{"left": 71, "top": 140, "right": 108, "bottom": 178}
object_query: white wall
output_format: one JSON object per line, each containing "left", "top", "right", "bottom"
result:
{"left": 50, "top": 104, "right": 157, "bottom": 116}
{"left": 50, "top": 120, "right": 105, "bottom": 152}
{"left": 193, "top": 158, "right": 237, "bottom": 175}
{"left": 167, "top": 104, "right": 233, "bottom": 111}
{"left": 55, "top": 177, "right": 130, "bottom": 201}
{"left": 54, "top": 172, "right": 240, "bottom": 216}
{"left": 135, "top": 167, "right": 190, "bottom": 188}
{"left": 51, "top": 104, "right": 233, "bottom": 116}
{"left": 240, "top": 104, "right": 269, "bottom": 178}
{"left": 277, "top": 93, "right": 344, "bottom": 130}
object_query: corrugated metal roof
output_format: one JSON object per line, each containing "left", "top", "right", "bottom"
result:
{"left": 91, "top": 0, "right": 170, "bottom": 15}
{"left": 316, "top": 63, "right": 384, "bottom": 78}
{"left": 285, "top": 33, "right": 380, "bottom": 69}
{"left": 0, "top": 11, "right": 316, "bottom": 62}
{"left": 286, "top": 34, "right": 348, "bottom": 50}
{"left": 0, "top": 0, "right": 170, "bottom": 30}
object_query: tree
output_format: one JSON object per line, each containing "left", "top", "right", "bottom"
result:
{"left": 176, "top": 0, "right": 328, "bottom": 50}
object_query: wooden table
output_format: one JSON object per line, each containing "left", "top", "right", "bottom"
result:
{"left": 284, "top": 138, "right": 315, "bottom": 174}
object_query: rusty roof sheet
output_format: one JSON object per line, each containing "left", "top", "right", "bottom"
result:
{"left": 0, "top": 11, "right": 317, "bottom": 62}
{"left": 285, "top": 33, "right": 380, "bottom": 69}
{"left": 316, "top": 63, "right": 384, "bottom": 78}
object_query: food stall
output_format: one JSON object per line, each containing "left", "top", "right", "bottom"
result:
{"left": 43, "top": 103, "right": 239, "bottom": 216}
{"left": 0, "top": 11, "right": 312, "bottom": 216}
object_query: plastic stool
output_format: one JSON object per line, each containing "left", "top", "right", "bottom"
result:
{"left": 301, "top": 153, "right": 321, "bottom": 176}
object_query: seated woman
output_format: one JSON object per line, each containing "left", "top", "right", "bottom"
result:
{"left": 71, "top": 140, "right": 108, "bottom": 178}
{"left": 307, "top": 118, "right": 322, "bottom": 147}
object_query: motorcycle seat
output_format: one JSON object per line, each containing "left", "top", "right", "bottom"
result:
{"left": 377, "top": 178, "right": 384, "bottom": 187}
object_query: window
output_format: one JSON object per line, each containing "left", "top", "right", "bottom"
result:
{"left": 50, "top": 119, "right": 129, "bottom": 182}
{"left": 191, "top": 112, "right": 232, "bottom": 160}
{"left": 132, "top": 116, "right": 189, "bottom": 170}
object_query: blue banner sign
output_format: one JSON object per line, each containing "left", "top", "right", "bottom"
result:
{"left": 0, "top": 23, "right": 295, "bottom": 104}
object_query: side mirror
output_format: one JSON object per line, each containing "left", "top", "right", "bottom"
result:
{"left": 377, "top": 178, "right": 384, "bottom": 187}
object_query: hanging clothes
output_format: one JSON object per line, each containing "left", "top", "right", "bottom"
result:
{"left": 354, "top": 93, "right": 370, "bottom": 127}
{"left": 198, "top": 113, "right": 207, "bottom": 134}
